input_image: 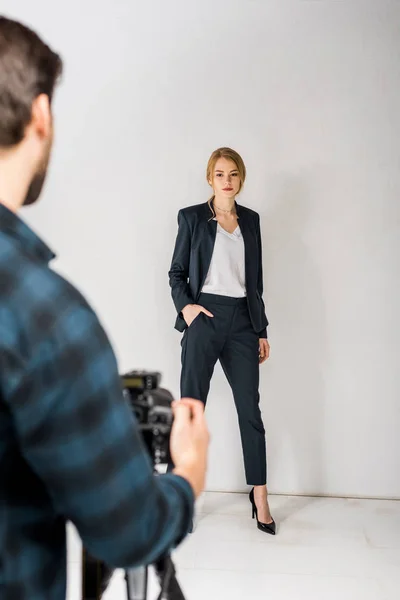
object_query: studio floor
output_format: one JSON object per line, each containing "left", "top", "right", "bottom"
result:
{"left": 67, "top": 492, "right": 400, "bottom": 600}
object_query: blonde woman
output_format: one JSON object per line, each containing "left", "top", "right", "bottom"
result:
{"left": 168, "top": 148, "right": 275, "bottom": 534}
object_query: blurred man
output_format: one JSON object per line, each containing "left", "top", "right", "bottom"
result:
{"left": 0, "top": 16, "right": 209, "bottom": 600}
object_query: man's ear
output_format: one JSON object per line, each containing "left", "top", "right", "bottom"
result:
{"left": 30, "top": 94, "right": 52, "bottom": 140}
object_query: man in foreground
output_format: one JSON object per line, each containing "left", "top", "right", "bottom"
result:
{"left": 0, "top": 15, "right": 209, "bottom": 600}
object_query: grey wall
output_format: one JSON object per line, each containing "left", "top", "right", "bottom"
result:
{"left": 4, "top": 0, "right": 400, "bottom": 497}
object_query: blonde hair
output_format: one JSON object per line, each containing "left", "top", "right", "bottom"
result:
{"left": 206, "top": 147, "right": 246, "bottom": 217}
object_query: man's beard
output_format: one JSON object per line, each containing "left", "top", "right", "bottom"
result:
{"left": 23, "top": 138, "right": 52, "bottom": 207}
{"left": 23, "top": 171, "right": 47, "bottom": 206}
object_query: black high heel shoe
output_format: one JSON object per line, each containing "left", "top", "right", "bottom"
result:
{"left": 249, "top": 487, "right": 276, "bottom": 535}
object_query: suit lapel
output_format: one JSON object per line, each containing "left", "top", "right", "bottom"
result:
{"left": 202, "top": 201, "right": 218, "bottom": 251}
{"left": 203, "top": 216, "right": 218, "bottom": 265}
{"left": 196, "top": 204, "right": 218, "bottom": 295}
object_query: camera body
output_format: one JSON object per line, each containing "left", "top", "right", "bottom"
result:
{"left": 121, "top": 370, "right": 173, "bottom": 466}
{"left": 82, "top": 371, "right": 176, "bottom": 599}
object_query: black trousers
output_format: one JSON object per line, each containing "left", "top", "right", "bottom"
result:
{"left": 177, "top": 292, "right": 267, "bottom": 486}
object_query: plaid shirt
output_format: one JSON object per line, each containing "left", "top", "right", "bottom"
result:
{"left": 0, "top": 203, "right": 194, "bottom": 600}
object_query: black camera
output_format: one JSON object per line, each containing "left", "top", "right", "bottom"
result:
{"left": 82, "top": 370, "right": 178, "bottom": 600}
{"left": 121, "top": 370, "right": 174, "bottom": 466}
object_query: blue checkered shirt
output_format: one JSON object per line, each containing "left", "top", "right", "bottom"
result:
{"left": 0, "top": 203, "right": 194, "bottom": 600}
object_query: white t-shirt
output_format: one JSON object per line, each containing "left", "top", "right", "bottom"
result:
{"left": 201, "top": 222, "right": 246, "bottom": 297}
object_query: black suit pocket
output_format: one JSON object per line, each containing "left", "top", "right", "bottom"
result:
{"left": 188, "top": 311, "right": 203, "bottom": 329}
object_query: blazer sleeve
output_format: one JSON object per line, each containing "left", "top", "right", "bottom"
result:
{"left": 168, "top": 209, "right": 195, "bottom": 314}
{"left": 256, "top": 213, "right": 269, "bottom": 339}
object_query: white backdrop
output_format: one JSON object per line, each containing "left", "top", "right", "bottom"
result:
{"left": 3, "top": 0, "right": 400, "bottom": 498}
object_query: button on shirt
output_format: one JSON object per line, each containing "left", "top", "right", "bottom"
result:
{"left": 0, "top": 202, "right": 194, "bottom": 600}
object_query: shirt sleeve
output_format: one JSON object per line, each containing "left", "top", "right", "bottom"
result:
{"left": 3, "top": 302, "right": 194, "bottom": 568}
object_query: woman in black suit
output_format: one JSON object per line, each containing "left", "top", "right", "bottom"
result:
{"left": 168, "top": 147, "right": 275, "bottom": 534}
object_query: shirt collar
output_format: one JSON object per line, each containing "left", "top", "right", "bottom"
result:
{"left": 0, "top": 202, "right": 56, "bottom": 264}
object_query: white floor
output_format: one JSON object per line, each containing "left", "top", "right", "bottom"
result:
{"left": 67, "top": 492, "right": 400, "bottom": 600}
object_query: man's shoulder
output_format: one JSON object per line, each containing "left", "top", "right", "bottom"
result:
{"left": 0, "top": 246, "right": 94, "bottom": 344}
{"left": 16, "top": 257, "right": 89, "bottom": 312}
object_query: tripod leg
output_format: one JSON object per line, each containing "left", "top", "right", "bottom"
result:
{"left": 153, "top": 556, "right": 186, "bottom": 600}
{"left": 81, "top": 548, "right": 114, "bottom": 600}
{"left": 125, "top": 566, "right": 148, "bottom": 600}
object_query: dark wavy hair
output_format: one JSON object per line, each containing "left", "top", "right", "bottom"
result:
{"left": 0, "top": 16, "right": 63, "bottom": 147}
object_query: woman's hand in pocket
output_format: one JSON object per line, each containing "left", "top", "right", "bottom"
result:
{"left": 182, "top": 304, "right": 214, "bottom": 327}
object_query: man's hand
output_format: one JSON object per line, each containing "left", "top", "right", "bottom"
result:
{"left": 170, "top": 398, "right": 209, "bottom": 498}
{"left": 259, "top": 339, "right": 270, "bottom": 364}
{"left": 182, "top": 304, "right": 214, "bottom": 327}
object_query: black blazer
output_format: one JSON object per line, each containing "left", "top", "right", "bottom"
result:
{"left": 168, "top": 201, "right": 269, "bottom": 338}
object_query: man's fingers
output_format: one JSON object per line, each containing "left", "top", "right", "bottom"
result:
{"left": 172, "top": 398, "right": 204, "bottom": 409}
{"left": 172, "top": 401, "right": 191, "bottom": 424}
{"left": 180, "top": 398, "right": 205, "bottom": 420}
{"left": 173, "top": 398, "right": 205, "bottom": 422}
{"left": 201, "top": 308, "right": 214, "bottom": 318}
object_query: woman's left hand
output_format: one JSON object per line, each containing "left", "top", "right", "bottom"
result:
{"left": 259, "top": 339, "right": 270, "bottom": 364}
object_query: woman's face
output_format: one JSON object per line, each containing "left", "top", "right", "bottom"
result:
{"left": 210, "top": 157, "right": 241, "bottom": 199}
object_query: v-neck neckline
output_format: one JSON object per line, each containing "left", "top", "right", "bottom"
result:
{"left": 217, "top": 222, "right": 240, "bottom": 237}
